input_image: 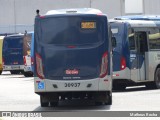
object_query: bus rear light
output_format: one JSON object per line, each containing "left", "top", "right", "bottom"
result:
{"left": 120, "top": 56, "right": 126, "bottom": 70}
{"left": 36, "top": 53, "right": 45, "bottom": 79}
{"left": 100, "top": 51, "right": 108, "bottom": 78}
{"left": 40, "top": 16, "right": 45, "bottom": 19}
{"left": 23, "top": 56, "right": 27, "bottom": 66}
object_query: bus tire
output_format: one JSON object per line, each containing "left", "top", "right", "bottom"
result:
{"left": 0, "top": 70, "right": 2, "bottom": 75}
{"left": 113, "top": 83, "right": 126, "bottom": 91}
{"left": 10, "top": 71, "right": 16, "bottom": 74}
{"left": 105, "top": 93, "right": 112, "bottom": 105}
{"left": 40, "top": 95, "right": 49, "bottom": 107}
{"left": 154, "top": 68, "right": 160, "bottom": 89}
{"left": 24, "top": 72, "right": 33, "bottom": 77}
{"left": 95, "top": 101, "right": 103, "bottom": 106}
{"left": 50, "top": 102, "right": 58, "bottom": 107}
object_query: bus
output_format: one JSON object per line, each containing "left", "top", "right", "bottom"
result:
{"left": 34, "top": 8, "right": 113, "bottom": 107}
{"left": 23, "top": 32, "right": 34, "bottom": 77}
{"left": 0, "top": 36, "right": 4, "bottom": 75}
{"left": 110, "top": 19, "right": 160, "bottom": 90}
{"left": 114, "top": 15, "right": 160, "bottom": 21}
{"left": 3, "top": 34, "right": 24, "bottom": 74}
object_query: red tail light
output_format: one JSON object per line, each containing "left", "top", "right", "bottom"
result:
{"left": 31, "top": 57, "right": 34, "bottom": 65}
{"left": 120, "top": 56, "right": 126, "bottom": 70}
{"left": 23, "top": 56, "right": 27, "bottom": 66}
{"left": 36, "top": 53, "right": 45, "bottom": 79}
{"left": 2, "top": 57, "right": 4, "bottom": 65}
{"left": 100, "top": 51, "right": 108, "bottom": 78}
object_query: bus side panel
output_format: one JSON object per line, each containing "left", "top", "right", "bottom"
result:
{"left": 112, "top": 23, "right": 131, "bottom": 80}
{"left": 146, "top": 51, "right": 160, "bottom": 81}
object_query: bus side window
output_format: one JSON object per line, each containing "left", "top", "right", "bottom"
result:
{"left": 128, "top": 28, "right": 135, "bottom": 50}
{"left": 138, "top": 32, "right": 148, "bottom": 53}
{"left": 149, "top": 28, "right": 160, "bottom": 50}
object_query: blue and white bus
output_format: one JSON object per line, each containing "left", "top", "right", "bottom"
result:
{"left": 110, "top": 19, "right": 160, "bottom": 90}
{"left": 34, "top": 8, "right": 113, "bottom": 107}
{"left": 3, "top": 34, "right": 24, "bottom": 74}
{"left": 114, "top": 15, "right": 160, "bottom": 21}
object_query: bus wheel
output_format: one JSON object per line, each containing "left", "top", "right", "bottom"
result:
{"left": 10, "top": 71, "right": 16, "bottom": 74}
{"left": 95, "top": 101, "right": 103, "bottom": 106}
{"left": 105, "top": 92, "right": 112, "bottom": 105}
{"left": 40, "top": 95, "right": 49, "bottom": 107}
{"left": 0, "top": 70, "right": 2, "bottom": 75}
{"left": 50, "top": 102, "right": 58, "bottom": 107}
{"left": 113, "top": 83, "right": 126, "bottom": 91}
{"left": 154, "top": 68, "right": 160, "bottom": 89}
{"left": 24, "top": 72, "right": 33, "bottom": 77}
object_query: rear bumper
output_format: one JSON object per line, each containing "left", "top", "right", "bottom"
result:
{"left": 34, "top": 76, "right": 112, "bottom": 93}
{"left": 3, "top": 65, "right": 24, "bottom": 71}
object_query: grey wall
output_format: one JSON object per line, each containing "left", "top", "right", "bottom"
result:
{"left": 144, "top": 0, "right": 160, "bottom": 15}
{"left": 0, "top": 0, "right": 160, "bottom": 33}
{"left": 0, "top": 0, "right": 122, "bottom": 25}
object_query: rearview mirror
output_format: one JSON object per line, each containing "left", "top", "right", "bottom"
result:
{"left": 112, "top": 37, "right": 117, "bottom": 47}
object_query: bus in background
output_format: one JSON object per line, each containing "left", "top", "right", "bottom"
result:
{"left": 114, "top": 15, "right": 160, "bottom": 21}
{"left": 0, "top": 36, "right": 4, "bottom": 75}
{"left": 110, "top": 19, "right": 160, "bottom": 90}
{"left": 2, "top": 34, "right": 24, "bottom": 74}
{"left": 34, "top": 8, "right": 113, "bottom": 107}
{"left": 23, "top": 32, "right": 34, "bottom": 77}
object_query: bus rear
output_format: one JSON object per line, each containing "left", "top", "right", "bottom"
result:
{"left": 34, "top": 8, "right": 112, "bottom": 107}
{"left": 2, "top": 35, "right": 24, "bottom": 74}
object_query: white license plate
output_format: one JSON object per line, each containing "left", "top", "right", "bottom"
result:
{"left": 12, "top": 66, "right": 20, "bottom": 69}
{"left": 64, "top": 83, "right": 80, "bottom": 87}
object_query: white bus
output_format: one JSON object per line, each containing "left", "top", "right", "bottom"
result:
{"left": 110, "top": 19, "right": 160, "bottom": 90}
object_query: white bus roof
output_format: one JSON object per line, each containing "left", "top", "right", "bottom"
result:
{"left": 110, "top": 19, "right": 158, "bottom": 27}
{"left": 46, "top": 8, "right": 102, "bottom": 15}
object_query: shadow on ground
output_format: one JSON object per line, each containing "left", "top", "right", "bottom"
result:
{"left": 33, "top": 99, "right": 111, "bottom": 111}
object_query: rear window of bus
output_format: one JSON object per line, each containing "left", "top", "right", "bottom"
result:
{"left": 38, "top": 16, "right": 106, "bottom": 45}
{"left": 3, "top": 37, "right": 23, "bottom": 49}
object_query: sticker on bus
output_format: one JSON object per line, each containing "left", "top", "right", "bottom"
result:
{"left": 38, "top": 82, "right": 45, "bottom": 90}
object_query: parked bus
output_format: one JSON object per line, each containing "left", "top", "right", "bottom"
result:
{"left": 114, "top": 15, "right": 160, "bottom": 21}
{"left": 0, "top": 36, "right": 4, "bottom": 75}
{"left": 23, "top": 32, "right": 34, "bottom": 77}
{"left": 2, "top": 34, "right": 24, "bottom": 74}
{"left": 110, "top": 19, "right": 160, "bottom": 90}
{"left": 34, "top": 8, "right": 113, "bottom": 107}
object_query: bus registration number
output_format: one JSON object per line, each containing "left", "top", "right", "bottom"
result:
{"left": 64, "top": 83, "right": 80, "bottom": 87}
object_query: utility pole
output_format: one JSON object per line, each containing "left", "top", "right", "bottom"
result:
{"left": 14, "top": 0, "right": 16, "bottom": 33}
{"left": 90, "top": 0, "right": 92, "bottom": 8}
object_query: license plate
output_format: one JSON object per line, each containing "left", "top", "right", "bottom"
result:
{"left": 64, "top": 83, "right": 80, "bottom": 87}
{"left": 12, "top": 66, "right": 20, "bottom": 69}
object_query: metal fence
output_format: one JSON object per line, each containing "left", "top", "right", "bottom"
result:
{"left": 0, "top": 25, "right": 34, "bottom": 34}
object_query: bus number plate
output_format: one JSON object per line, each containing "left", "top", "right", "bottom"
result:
{"left": 64, "top": 83, "right": 80, "bottom": 87}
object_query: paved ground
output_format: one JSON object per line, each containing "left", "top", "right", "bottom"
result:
{"left": 0, "top": 71, "right": 160, "bottom": 111}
